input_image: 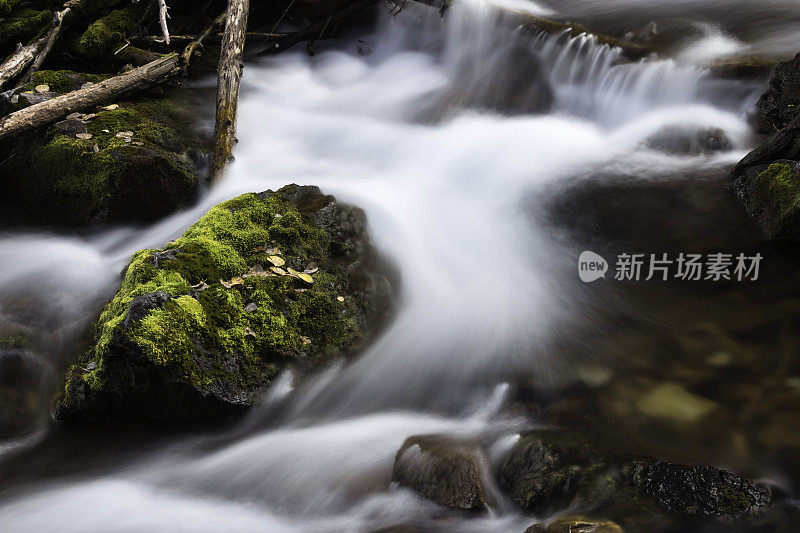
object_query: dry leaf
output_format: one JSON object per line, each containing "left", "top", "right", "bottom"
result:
{"left": 244, "top": 303, "right": 258, "bottom": 313}
{"left": 304, "top": 262, "right": 319, "bottom": 274}
{"left": 34, "top": 84, "right": 49, "bottom": 93}
{"left": 103, "top": 104, "right": 119, "bottom": 110}
{"left": 82, "top": 113, "right": 97, "bottom": 121}
{"left": 75, "top": 133, "right": 92, "bottom": 139}
{"left": 270, "top": 267, "right": 287, "bottom": 276}
{"left": 192, "top": 281, "right": 209, "bottom": 291}
{"left": 219, "top": 278, "right": 233, "bottom": 288}
{"left": 267, "top": 255, "right": 285, "bottom": 267}
{"left": 296, "top": 273, "right": 313, "bottom": 284}
{"left": 230, "top": 276, "right": 244, "bottom": 285}
{"left": 337, "top": 296, "right": 345, "bottom": 302}
{"left": 244, "top": 327, "right": 256, "bottom": 338}
{"left": 102, "top": 129, "right": 110, "bottom": 133}
{"left": 116, "top": 131, "right": 133, "bottom": 138}
{"left": 286, "top": 267, "right": 299, "bottom": 276}
{"left": 300, "top": 336, "right": 311, "bottom": 345}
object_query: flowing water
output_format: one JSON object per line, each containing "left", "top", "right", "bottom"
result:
{"left": 1, "top": 0, "right": 800, "bottom": 531}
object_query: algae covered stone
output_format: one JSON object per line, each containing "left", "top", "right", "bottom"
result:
{"left": 55, "top": 185, "right": 390, "bottom": 421}
{"left": 735, "top": 160, "right": 800, "bottom": 241}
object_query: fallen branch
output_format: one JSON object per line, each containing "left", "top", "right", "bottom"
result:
{"left": 258, "top": 0, "right": 380, "bottom": 56}
{"left": 134, "top": 31, "right": 291, "bottom": 47}
{"left": 206, "top": 0, "right": 250, "bottom": 183}
{"left": 0, "top": 53, "right": 182, "bottom": 143}
{"left": 0, "top": 6, "right": 71, "bottom": 90}
{"left": 181, "top": 11, "right": 227, "bottom": 65}
{"left": 157, "top": 0, "right": 171, "bottom": 44}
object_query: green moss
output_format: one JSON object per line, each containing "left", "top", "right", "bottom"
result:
{"left": 0, "top": 8, "right": 52, "bottom": 55}
{"left": 749, "top": 162, "right": 800, "bottom": 238}
{"left": 3, "top": 95, "right": 200, "bottom": 225}
{"left": 64, "top": 186, "right": 366, "bottom": 412}
{"left": 23, "top": 70, "right": 107, "bottom": 93}
{"left": 75, "top": 4, "right": 143, "bottom": 64}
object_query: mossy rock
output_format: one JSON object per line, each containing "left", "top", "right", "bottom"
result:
{"left": 736, "top": 161, "right": 800, "bottom": 241}
{"left": 500, "top": 430, "right": 771, "bottom": 528}
{"left": 2, "top": 89, "right": 204, "bottom": 225}
{"left": 74, "top": 3, "right": 145, "bottom": 65}
{"left": 0, "top": 5, "right": 52, "bottom": 57}
{"left": 755, "top": 52, "right": 800, "bottom": 134}
{"left": 55, "top": 185, "right": 391, "bottom": 422}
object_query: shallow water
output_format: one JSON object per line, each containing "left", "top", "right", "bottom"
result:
{"left": 1, "top": 0, "right": 800, "bottom": 531}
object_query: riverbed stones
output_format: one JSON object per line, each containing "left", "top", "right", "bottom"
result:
{"left": 392, "top": 434, "right": 491, "bottom": 510}
{"left": 500, "top": 431, "right": 771, "bottom": 523}
{"left": 529, "top": 516, "right": 624, "bottom": 533}
{"left": 55, "top": 185, "right": 391, "bottom": 422}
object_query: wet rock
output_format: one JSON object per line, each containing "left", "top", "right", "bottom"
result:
{"left": 629, "top": 461, "right": 771, "bottom": 517}
{"left": 392, "top": 434, "right": 491, "bottom": 510}
{"left": 55, "top": 185, "right": 392, "bottom": 422}
{"left": 542, "top": 516, "right": 623, "bottom": 533}
{"left": 500, "top": 431, "right": 771, "bottom": 525}
{"left": 754, "top": 52, "right": 800, "bottom": 134}
{"left": 645, "top": 126, "right": 731, "bottom": 154}
{"left": 635, "top": 382, "right": 717, "bottom": 423}
{"left": 733, "top": 159, "right": 800, "bottom": 241}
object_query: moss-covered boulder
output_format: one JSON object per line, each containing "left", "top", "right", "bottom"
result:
{"left": 55, "top": 185, "right": 390, "bottom": 422}
{"left": 1, "top": 82, "right": 204, "bottom": 225}
{"left": 500, "top": 431, "right": 771, "bottom": 529}
{"left": 0, "top": 2, "right": 53, "bottom": 58}
{"left": 733, "top": 161, "right": 800, "bottom": 240}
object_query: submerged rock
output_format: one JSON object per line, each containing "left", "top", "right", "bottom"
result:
{"left": 527, "top": 516, "right": 623, "bottom": 533}
{"left": 645, "top": 126, "right": 731, "bottom": 154}
{"left": 500, "top": 431, "right": 771, "bottom": 526}
{"left": 55, "top": 185, "right": 391, "bottom": 422}
{"left": 754, "top": 52, "right": 800, "bottom": 135}
{"left": 392, "top": 434, "right": 491, "bottom": 510}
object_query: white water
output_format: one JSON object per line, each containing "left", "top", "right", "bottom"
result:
{"left": 0, "top": 0, "right": 785, "bottom": 530}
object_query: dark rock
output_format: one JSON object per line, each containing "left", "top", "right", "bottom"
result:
{"left": 17, "top": 91, "right": 58, "bottom": 107}
{"left": 500, "top": 431, "right": 771, "bottom": 525}
{"left": 754, "top": 52, "right": 800, "bottom": 134}
{"left": 630, "top": 461, "right": 771, "bottom": 517}
{"left": 482, "top": 44, "right": 554, "bottom": 115}
{"left": 55, "top": 185, "right": 392, "bottom": 422}
{"left": 392, "top": 434, "right": 491, "bottom": 510}
{"left": 54, "top": 119, "right": 88, "bottom": 135}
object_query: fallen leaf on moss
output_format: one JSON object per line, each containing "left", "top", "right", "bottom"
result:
{"left": 270, "top": 267, "right": 287, "bottom": 275}
{"left": 300, "top": 336, "right": 311, "bottom": 345}
{"left": 337, "top": 296, "right": 345, "bottom": 302}
{"left": 244, "top": 328, "right": 256, "bottom": 338}
{"left": 296, "top": 273, "right": 313, "bottom": 284}
{"left": 82, "top": 113, "right": 97, "bottom": 121}
{"left": 287, "top": 267, "right": 299, "bottom": 276}
{"left": 304, "top": 262, "right": 319, "bottom": 274}
{"left": 267, "top": 255, "right": 285, "bottom": 267}
{"left": 103, "top": 104, "right": 119, "bottom": 110}
{"left": 75, "top": 133, "right": 92, "bottom": 139}
{"left": 244, "top": 303, "right": 258, "bottom": 313}
{"left": 34, "top": 84, "right": 49, "bottom": 93}
{"left": 192, "top": 281, "right": 209, "bottom": 291}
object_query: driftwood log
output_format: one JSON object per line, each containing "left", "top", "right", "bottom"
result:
{"left": 0, "top": 54, "right": 182, "bottom": 143}
{"left": 207, "top": 0, "right": 251, "bottom": 183}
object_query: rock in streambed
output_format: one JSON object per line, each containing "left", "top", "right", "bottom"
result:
{"left": 55, "top": 185, "right": 391, "bottom": 422}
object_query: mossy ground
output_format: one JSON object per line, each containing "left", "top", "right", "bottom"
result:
{"left": 2, "top": 86, "right": 203, "bottom": 225}
{"left": 59, "top": 186, "right": 368, "bottom": 420}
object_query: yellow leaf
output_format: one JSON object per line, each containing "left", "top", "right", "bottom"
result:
{"left": 296, "top": 273, "right": 313, "bottom": 283}
{"left": 267, "top": 255, "right": 285, "bottom": 267}
{"left": 270, "top": 267, "right": 287, "bottom": 275}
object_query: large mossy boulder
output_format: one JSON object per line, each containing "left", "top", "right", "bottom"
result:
{"left": 733, "top": 161, "right": 800, "bottom": 240}
{"left": 1, "top": 80, "right": 204, "bottom": 225}
{"left": 500, "top": 431, "right": 771, "bottom": 528}
{"left": 55, "top": 185, "right": 391, "bottom": 422}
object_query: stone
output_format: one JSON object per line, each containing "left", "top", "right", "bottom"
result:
{"left": 392, "top": 434, "right": 491, "bottom": 510}
{"left": 755, "top": 52, "right": 800, "bottom": 134}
